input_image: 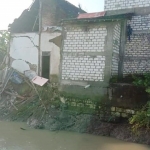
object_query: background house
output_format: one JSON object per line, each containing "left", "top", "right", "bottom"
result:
{"left": 59, "top": 0, "right": 150, "bottom": 98}
{"left": 9, "top": 0, "right": 150, "bottom": 97}
{"left": 60, "top": 11, "right": 132, "bottom": 98}
{"left": 9, "top": 0, "right": 85, "bottom": 81}
{"left": 105, "top": 0, "right": 150, "bottom": 75}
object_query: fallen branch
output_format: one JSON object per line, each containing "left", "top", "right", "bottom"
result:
{"left": 41, "top": 109, "right": 46, "bottom": 120}
{"left": 10, "top": 101, "right": 18, "bottom": 111}
{"left": 5, "top": 91, "right": 25, "bottom": 100}
{"left": 30, "top": 81, "right": 47, "bottom": 111}
{"left": 0, "top": 68, "right": 14, "bottom": 95}
{"left": 16, "top": 97, "right": 31, "bottom": 106}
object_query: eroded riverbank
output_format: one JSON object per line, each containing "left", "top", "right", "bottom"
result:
{"left": 0, "top": 121, "right": 149, "bottom": 150}
{"left": 0, "top": 84, "right": 150, "bottom": 146}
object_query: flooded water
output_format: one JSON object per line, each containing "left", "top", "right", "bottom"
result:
{"left": 0, "top": 121, "right": 149, "bottom": 150}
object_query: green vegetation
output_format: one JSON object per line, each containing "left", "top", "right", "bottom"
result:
{"left": 60, "top": 91, "right": 103, "bottom": 102}
{"left": 109, "top": 75, "right": 118, "bottom": 83}
{"left": 38, "top": 84, "right": 60, "bottom": 107}
{"left": 0, "top": 31, "right": 10, "bottom": 69}
{"left": 60, "top": 91, "right": 111, "bottom": 114}
{"left": 133, "top": 73, "right": 150, "bottom": 94}
{"left": 129, "top": 74, "right": 150, "bottom": 133}
{"left": 9, "top": 81, "right": 112, "bottom": 125}
{"left": 0, "top": 30, "right": 10, "bottom": 53}
{"left": 10, "top": 84, "right": 59, "bottom": 120}
{"left": 129, "top": 102, "right": 150, "bottom": 133}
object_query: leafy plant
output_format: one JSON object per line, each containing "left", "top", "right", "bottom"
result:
{"left": 129, "top": 74, "right": 150, "bottom": 133}
{"left": 129, "top": 102, "right": 150, "bottom": 133}
{"left": 110, "top": 75, "right": 118, "bottom": 83}
{"left": 37, "top": 84, "right": 60, "bottom": 109}
{"left": 147, "top": 101, "right": 150, "bottom": 117}
{"left": 133, "top": 73, "right": 150, "bottom": 94}
{"left": 0, "top": 30, "right": 10, "bottom": 53}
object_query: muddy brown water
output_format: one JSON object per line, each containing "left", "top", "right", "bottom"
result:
{"left": 0, "top": 121, "right": 149, "bottom": 150}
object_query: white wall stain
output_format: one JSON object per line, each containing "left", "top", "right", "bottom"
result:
{"left": 12, "top": 60, "right": 30, "bottom": 73}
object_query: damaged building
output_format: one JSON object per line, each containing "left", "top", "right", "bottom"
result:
{"left": 60, "top": 12, "right": 132, "bottom": 97}
{"left": 8, "top": 0, "right": 150, "bottom": 98}
{"left": 9, "top": 0, "right": 85, "bottom": 81}
{"left": 59, "top": 0, "right": 150, "bottom": 97}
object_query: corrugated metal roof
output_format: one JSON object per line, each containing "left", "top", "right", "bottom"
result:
{"left": 77, "top": 11, "right": 106, "bottom": 19}
{"left": 62, "top": 12, "right": 134, "bottom": 24}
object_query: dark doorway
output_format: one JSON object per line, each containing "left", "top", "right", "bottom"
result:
{"left": 42, "top": 52, "right": 50, "bottom": 79}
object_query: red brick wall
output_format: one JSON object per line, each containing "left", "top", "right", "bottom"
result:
{"left": 41, "top": 0, "right": 84, "bottom": 27}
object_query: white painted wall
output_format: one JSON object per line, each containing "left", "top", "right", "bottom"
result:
{"left": 10, "top": 33, "right": 39, "bottom": 73}
{"left": 40, "top": 32, "right": 61, "bottom": 77}
{"left": 10, "top": 32, "right": 61, "bottom": 78}
{"left": 50, "top": 45, "right": 60, "bottom": 76}
{"left": 41, "top": 32, "right": 61, "bottom": 52}
{"left": 11, "top": 60, "right": 30, "bottom": 73}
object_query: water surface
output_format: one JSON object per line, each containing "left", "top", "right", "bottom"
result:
{"left": 0, "top": 121, "right": 149, "bottom": 150}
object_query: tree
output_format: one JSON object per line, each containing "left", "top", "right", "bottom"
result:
{"left": 0, "top": 30, "right": 10, "bottom": 53}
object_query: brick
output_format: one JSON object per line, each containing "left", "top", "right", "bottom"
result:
{"left": 61, "top": 25, "right": 107, "bottom": 82}
{"left": 124, "top": 33, "right": 150, "bottom": 75}
{"left": 111, "top": 107, "right": 116, "bottom": 111}
{"left": 121, "top": 113, "right": 128, "bottom": 118}
{"left": 105, "top": 0, "right": 150, "bottom": 10}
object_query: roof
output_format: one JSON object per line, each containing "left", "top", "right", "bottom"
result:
{"left": 61, "top": 10, "right": 134, "bottom": 24}
{"left": 56, "top": 0, "right": 85, "bottom": 18}
{"left": 9, "top": 0, "right": 39, "bottom": 33}
{"left": 77, "top": 11, "right": 106, "bottom": 19}
{"left": 51, "top": 0, "right": 85, "bottom": 24}
{"left": 9, "top": 0, "right": 86, "bottom": 33}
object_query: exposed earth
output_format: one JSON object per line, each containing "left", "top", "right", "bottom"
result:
{"left": 0, "top": 82, "right": 150, "bottom": 146}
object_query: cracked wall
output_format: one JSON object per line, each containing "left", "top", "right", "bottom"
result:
{"left": 10, "top": 33, "right": 39, "bottom": 73}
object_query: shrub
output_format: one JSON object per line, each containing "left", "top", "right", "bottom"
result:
{"left": 129, "top": 102, "right": 150, "bottom": 133}
{"left": 133, "top": 73, "right": 150, "bottom": 94}
{"left": 129, "top": 74, "right": 150, "bottom": 133}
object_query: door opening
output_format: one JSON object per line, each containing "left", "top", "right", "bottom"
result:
{"left": 42, "top": 52, "right": 50, "bottom": 79}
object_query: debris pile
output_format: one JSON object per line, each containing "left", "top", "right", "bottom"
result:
{"left": 0, "top": 67, "right": 49, "bottom": 119}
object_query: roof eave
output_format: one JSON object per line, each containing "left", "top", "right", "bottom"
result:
{"left": 61, "top": 13, "right": 134, "bottom": 24}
